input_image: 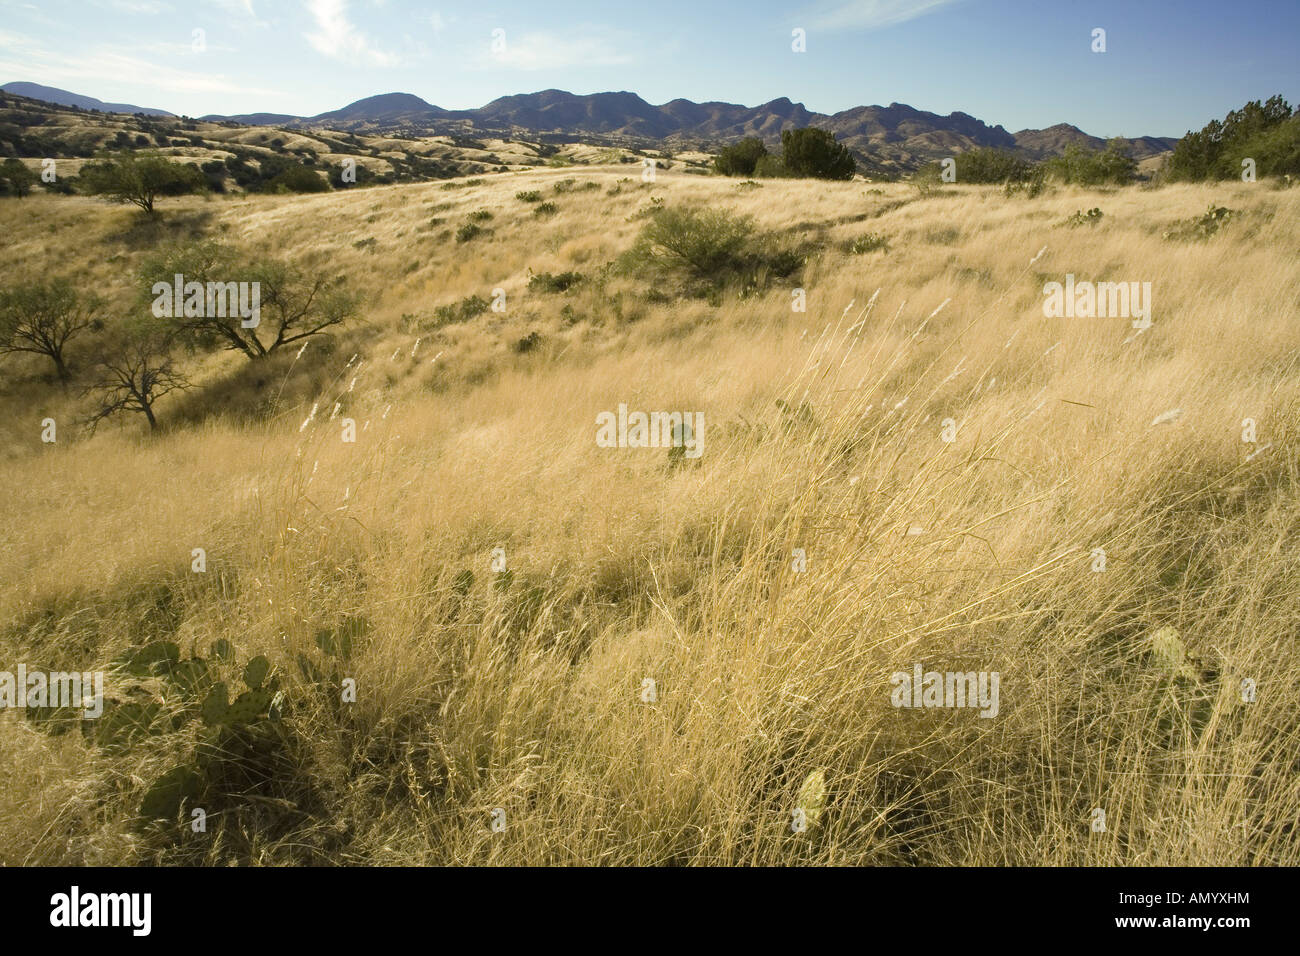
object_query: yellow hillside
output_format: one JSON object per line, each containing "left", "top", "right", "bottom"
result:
{"left": 1, "top": 168, "right": 1297, "bottom": 865}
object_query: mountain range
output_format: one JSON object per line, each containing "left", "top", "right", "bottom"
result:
{"left": 2, "top": 82, "right": 1179, "bottom": 173}
{"left": 0, "top": 81, "right": 174, "bottom": 117}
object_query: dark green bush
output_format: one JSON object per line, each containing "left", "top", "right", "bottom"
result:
{"left": 714, "top": 137, "right": 769, "bottom": 176}
{"left": 528, "top": 271, "right": 584, "bottom": 293}
{"left": 1042, "top": 141, "right": 1136, "bottom": 186}
{"left": 951, "top": 148, "right": 1034, "bottom": 184}
{"left": 269, "top": 164, "right": 329, "bottom": 193}
{"left": 630, "top": 205, "right": 805, "bottom": 292}
{"left": 639, "top": 206, "right": 755, "bottom": 277}
{"left": 1165, "top": 96, "right": 1298, "bottom": 181}
{"left": 779, "top": 128, "right": 855, "bottom": 180}
{"left": 0, "top": 157, "right": 35, "bottom": 197}
{"left": 433, "top": 294, "right": 489, "bottom": 325}
{"left": 514, "top": 331, "right": 542, "bottom": 353}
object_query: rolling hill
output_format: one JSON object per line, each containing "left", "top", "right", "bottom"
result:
{"left": 0, "top": 81, "right": 173, "bottom": 117}
{"left": 5, "top": 81, "right": 1176, "bottom": 175}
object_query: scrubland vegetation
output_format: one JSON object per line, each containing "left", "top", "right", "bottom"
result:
{"left": 1, "top": 147, "right": 1298, "bottom": 865}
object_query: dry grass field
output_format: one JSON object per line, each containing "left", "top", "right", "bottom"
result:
{"left": 1, "top": 167, "right": 1297, "bottom": 865}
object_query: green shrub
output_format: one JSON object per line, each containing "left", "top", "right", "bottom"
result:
{"left": 714, "top": 137, "right": 769, "bottom": 177}
{"left": 1042, "top": 141, "right": 1136, "bottom": 186}
{"left": 534, "top": 201, "right": 558, "bottom": 216}
{"left": 466, "top": 209, "right": 493, "bottom": 222}
{"left": 780, "top": 128, "right": 855, "bottom": 180}
{"left": 631, "top": 205, "right": 804, "bottom": 292}
{"left": 528, "top": 271, "right": 584, "bottom": 293}
{"left": 945, "top": 148, "right": 1035, "bottom": 184}
{"left": 269, "top": 164, "right": 329, "bottom": 193}
{"left": 515, "top": 190, "right": 543, "bottom": 203}
{"left": 456, "top": 222, "right": 487, "bottom": 242}
{"left": 433, "top": 294, "right": 489, "bottom": 325}
{"left": 846, "top": 232, "right": 890, "bottom": 254}
{"left": 639, "top": 206, "right": 755, "bottom": 277}
{"left": 0, "top": 157, "right": 36, "bottom": 197}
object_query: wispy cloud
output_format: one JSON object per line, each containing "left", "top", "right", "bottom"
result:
{"left": 92, "top": 0, "right": 174, "bottom": 14}
{"left": 304, "top": 0, "right": 401, "bottom": 66}
{"left": 479, "top": 28, "right": 633, "bottom": 71}
{"left": 0, "top": 28, "right": 279, "bottom": 100}
{"left": 805, "top": 0, "right": 961, "bottom": 32}
{"left": 205, "top": 0, "right": 262, "bottom": 18}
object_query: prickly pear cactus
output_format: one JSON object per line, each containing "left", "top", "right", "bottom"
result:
{"left": 200, "top": 682, "right": 230, "bottom": 726}
{"left": 97, "top": 701, "right": 164, "bottom": 751}
{"left": 166, "top": 658, "right": 211, "bottom": 697}
{"left": 226, "top": 688, "right": 273, "bottom": 725}
{"left": 118, "top": 641, "right": 180, "bottom": 677}
{"left": 243, "top": 655, "right": 270, "bottom": 690}
{"left": 139, "top": 765, "right": 202, "bottom": 822}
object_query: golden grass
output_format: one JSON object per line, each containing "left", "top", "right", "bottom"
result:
{"left": 0, "top": 170, "right": 1297, "bottom": 865}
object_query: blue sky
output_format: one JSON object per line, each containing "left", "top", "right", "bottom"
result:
{"left": 1, "top": 0, "right": 1296, "bottom": 136}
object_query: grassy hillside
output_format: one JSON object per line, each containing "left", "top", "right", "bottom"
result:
{"left": 1, "top": 91, "right": 693, "bottom": 191}
{"left": 1, "top": 167, "right": 1297, "bottom": 865}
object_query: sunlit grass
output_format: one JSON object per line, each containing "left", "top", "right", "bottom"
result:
{"left": 1, "top": 171, "right": 1297, "bottom": 864}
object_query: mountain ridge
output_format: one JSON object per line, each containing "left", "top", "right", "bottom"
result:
{"left": 0, "top": 81, "right": 174, "bottom": 117}
{"left": 3, "top": 82, "right": 1179, "bottom": 172}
